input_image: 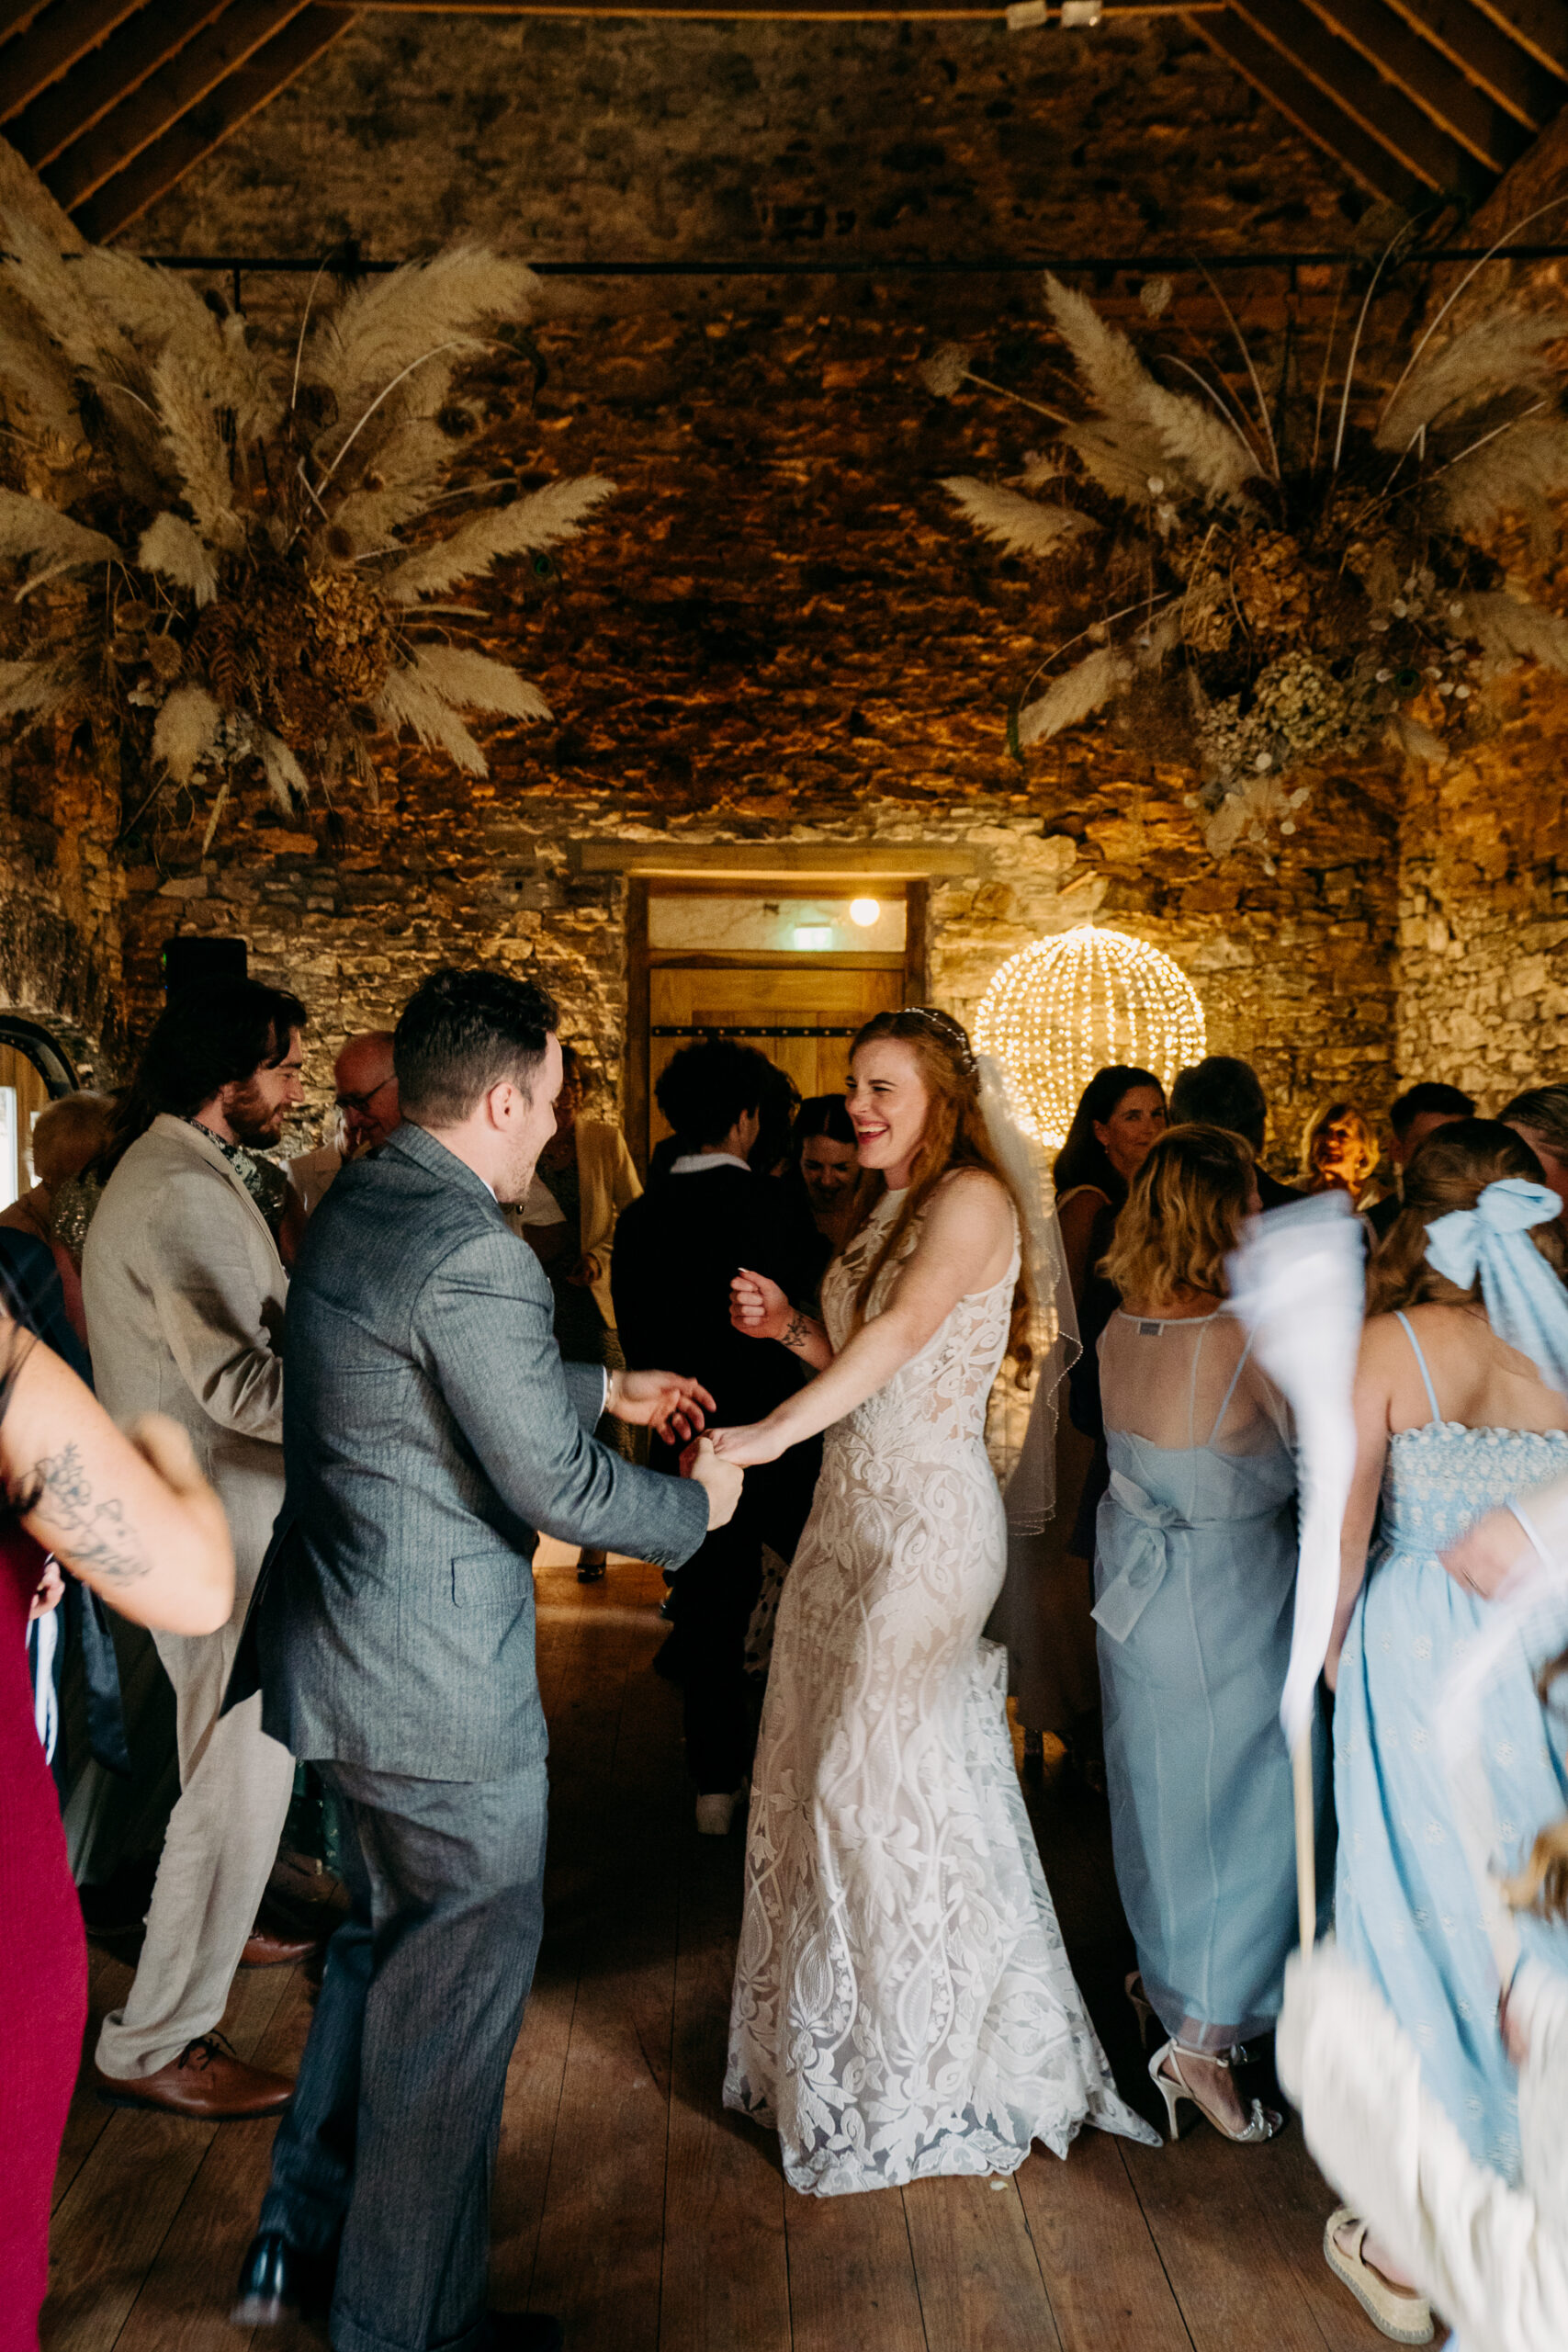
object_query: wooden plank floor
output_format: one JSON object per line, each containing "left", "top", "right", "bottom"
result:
{"left": 45, "top": 1549, "right": 1426, "bottom": 2352}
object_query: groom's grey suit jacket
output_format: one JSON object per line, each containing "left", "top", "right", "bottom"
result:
{"left": 255, "top": 1119, "right": 708, "bottom": 1781}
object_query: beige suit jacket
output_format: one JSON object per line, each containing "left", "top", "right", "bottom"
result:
{"left": 503, "top": 1117, "right": 641, "bottom": 1331}
{"left": 83, "top": 1114, "right": 286, "bottom": 1614}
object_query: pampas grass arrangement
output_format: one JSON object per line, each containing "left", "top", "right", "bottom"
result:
{"left": 0, "top": 227, "right": 614, "bottom": 831}
{"left": 926, "top": 251, "right": 1568, "bottom": 856}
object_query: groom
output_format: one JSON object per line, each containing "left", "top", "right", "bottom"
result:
{"left": 233, "top": 967, "right": 739, "bottom": 2350}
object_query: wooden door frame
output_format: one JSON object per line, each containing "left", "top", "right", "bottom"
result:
{"left": 624, "top": 875, "right": 930, "bottom": 1174}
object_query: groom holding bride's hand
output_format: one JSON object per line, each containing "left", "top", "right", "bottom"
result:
{"left": 232, "top": 967, "right": 739, "bottom": 2352}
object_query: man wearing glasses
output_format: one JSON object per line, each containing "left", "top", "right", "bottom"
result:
{"left": 289, "top": 1033, "right": 400, "bottom": 1215}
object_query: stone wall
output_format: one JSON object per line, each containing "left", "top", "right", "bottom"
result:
{"left": 0, "top": 729, "right": 122, "bottom": 1081}
{"left": 110, "top": 292, "right": 1400, "bottom": 1172}
{"left": 10, "top": 15, "right": 1417, "bottom": 1145}
{"left": 1395, "top": 669, "right": 1568, "bottom": 1114}
{"left": 134, "top": 13, "right": 1365, "bottom": 313}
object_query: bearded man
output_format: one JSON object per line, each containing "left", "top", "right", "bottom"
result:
{"left": 85, "top": 978, "right": 313, "bottom": 2118}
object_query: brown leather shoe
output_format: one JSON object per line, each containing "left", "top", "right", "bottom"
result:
{"left": 94, "top": 2033, "right": 293, "bottom": 2120}
{"left": 241, "top": 1925, "right": 322, "bottom": 1969}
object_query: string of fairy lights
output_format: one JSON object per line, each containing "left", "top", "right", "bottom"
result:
{"left": 974, "top": 926, "right": 1206, "bottom": 1148}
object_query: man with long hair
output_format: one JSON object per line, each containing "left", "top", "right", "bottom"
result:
{"left": 85, "top": 978, "right": 313, "bottom": 2120}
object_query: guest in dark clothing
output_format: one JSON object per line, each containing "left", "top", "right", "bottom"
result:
{"left": 614, "top": 1041, "right": 823, "bottom": 1834}
{"left": 1366, "top": 1081, "right": 1476, "bottom": 1244}
{"left": 1169, "top": 1056, "right": 1301, "bottom": 1211}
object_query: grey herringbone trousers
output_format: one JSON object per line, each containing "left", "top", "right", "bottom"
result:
{"left": 259, "top": 1757, "right": 547, "bottom": 2352}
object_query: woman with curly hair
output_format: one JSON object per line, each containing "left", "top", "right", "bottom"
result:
{"left": 1300, "top": 1098, "right": 1380, "bottom": 1208}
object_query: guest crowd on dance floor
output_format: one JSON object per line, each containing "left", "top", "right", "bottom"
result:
{"left": 4, "top": 966, "right": 1567, "bottom": 2352}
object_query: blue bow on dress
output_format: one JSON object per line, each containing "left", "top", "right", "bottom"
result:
{"left": 1425, "top": 1179, "right": 1568, "bottom": 1395}
{"left": 1092, "top": 1471, "right": 1186, "bottom": 1643}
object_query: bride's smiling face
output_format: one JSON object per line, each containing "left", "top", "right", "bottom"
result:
{"left": 846, "top": 1039, "right": 931, "bottom": 1190}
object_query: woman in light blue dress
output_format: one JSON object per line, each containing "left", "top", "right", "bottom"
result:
{"left": 1328, "top": 1121, "right": 1568, "bottom": 2343}
{"left": 1095, "top": 1125, "right": 1331, "bottom": 2143}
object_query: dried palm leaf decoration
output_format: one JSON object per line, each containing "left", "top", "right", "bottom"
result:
{"left": 0, "top": 228, "right": 613, "bottom": 827}
{"left": 924, "top": 232, "right": 1568, "bottom": 859}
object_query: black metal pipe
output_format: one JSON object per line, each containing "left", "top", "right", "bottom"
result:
{"left": 128, "top": 244, "right": 1568, "bottom": 278}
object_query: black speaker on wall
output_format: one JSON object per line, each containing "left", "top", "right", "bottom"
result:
{"left": 161, "top": 937, "right": 249, "bottom": 998}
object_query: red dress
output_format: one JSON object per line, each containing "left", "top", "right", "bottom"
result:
{"left": 0, "top": 1532, "right": 87, "bottom": 2349}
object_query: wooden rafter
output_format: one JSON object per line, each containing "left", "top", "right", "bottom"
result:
{"left": 0, "top": 0, "right": 153, "bottom": 122}
{"left": 1190, "top": 9, "right": 1428, "bottom": 201}
{"left": 0, "top": 1, "right": 49, "bottom": 42}
{"left": 1466, "top": 0, "right": 1568, "bottom": 73}
{"left": 1297, "top": 0, "right": 1533, "bottom": 169}
{"left": 1382, "top": 0, "right": 1567, "bottom": 127}
{"left": 43, "top": 3, "right": 315, "bottom": 212}
{"left": 8, "top": 3, "right": 232, "bottom": 168}
{"left": 73, "top": 7, "right": 359, "bottom": 241}
{"left": 1229, "top": 0, "right": 1494, "bottom": 193}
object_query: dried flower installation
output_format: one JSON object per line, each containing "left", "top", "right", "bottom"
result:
{"left": 925, "top": 255, "right": 1568, "bottom": 857}
{"left": 0, "top": 230, "right": 614, "bottom": 835}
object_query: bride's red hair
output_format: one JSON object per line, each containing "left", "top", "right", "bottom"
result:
{"left": 843, "top": 1009, "right": 1031, "bottom": 1328}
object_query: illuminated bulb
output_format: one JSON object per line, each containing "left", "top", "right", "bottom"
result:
{"left": 849, "top": 897, "right": 881, "bottom": 928}
{"left": 974, "top": 925, "right": 1205, "bottom": 1149}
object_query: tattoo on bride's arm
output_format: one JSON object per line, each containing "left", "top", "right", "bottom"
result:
{"left": 29, "top": 1442, "right": 152, "bottom": 1587}
{"left": 781, "top": 1310, "right": 814, "bottom": 1352}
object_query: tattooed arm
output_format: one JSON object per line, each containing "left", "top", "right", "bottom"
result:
{"left": 2, "top": 1325, "right": 233, "bottom": 1634}
{"left": 728, "top": 1269, "right": 833, "bottom": 1371}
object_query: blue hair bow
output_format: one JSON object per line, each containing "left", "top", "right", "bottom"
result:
{"left": 1425, "top": 1179, "right": 1568, "bottom": 1394}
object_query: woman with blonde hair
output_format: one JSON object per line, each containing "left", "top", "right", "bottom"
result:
{"left": 715, "top": 1007, "right": 1156, "bottom": 2193}
{"left": 1095, "top": 1124, "right": 1327, "bottom": 2144}
{"left": 1301, "top": 1098, "right": 1380, "bottom": 1205}
{"left": 1325, "top": 1119, "right": 1568, "bottom": 2344}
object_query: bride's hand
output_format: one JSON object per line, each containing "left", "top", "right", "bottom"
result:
{"left": 730, "top": 1267, "right": 792, "bottom": 1340}
{"left": 711, "top": 1419, "right": 789, "bottom": 1468}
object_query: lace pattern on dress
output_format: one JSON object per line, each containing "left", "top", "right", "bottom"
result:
{"left": 723, "top": 1188, "right": 1158, "bottom": 2192}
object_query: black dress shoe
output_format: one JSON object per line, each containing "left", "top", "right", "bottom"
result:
{"left": 486, "top": 2315, "right": 565, "bottom": 2351}
{"left": 231, "top": 2230, "right": 335, "bottom": 2324}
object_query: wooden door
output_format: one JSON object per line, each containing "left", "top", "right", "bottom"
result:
{"left": 648, "top": 965, "right": 903, "bottom": 1150}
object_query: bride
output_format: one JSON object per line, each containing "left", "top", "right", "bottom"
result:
{"left": 713, "top": 1007, "right": 1156, "bottom": 2194}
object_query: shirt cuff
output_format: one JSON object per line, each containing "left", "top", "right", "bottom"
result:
{"left": 602, "top": 1366, "right": 611, "bottom": 1417}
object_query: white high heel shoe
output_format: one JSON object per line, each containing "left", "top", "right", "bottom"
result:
{"left": 1149, "top": 2038, "right": 1282, "bottom": 2144}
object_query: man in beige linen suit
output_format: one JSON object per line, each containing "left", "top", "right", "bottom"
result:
{"left": 85, "top": 979, "right": 313, "bottom": 2120}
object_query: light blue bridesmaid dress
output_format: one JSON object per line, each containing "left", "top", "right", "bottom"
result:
{"left": 1094, "top": 1313, "right": 1331, "bottom": 2050}
{"left": 1335, "top": 1310, "right": 1568, "bottom": 2179}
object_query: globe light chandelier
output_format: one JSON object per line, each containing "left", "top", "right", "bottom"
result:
{"left": 975, "top": 925, "right": 1205, "bottom": 1148}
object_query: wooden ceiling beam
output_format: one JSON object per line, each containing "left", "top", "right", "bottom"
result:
{"left": 72, "top": 7, "right": 360, "bottom": 241}
{"left": 0, "top": 0, "right": 152, "bottom": 121}
{"left": 0, "top": 2, "right": 50, "bottom": 43}
{"left": 310, "top": 0, "right": 1219, "bottom": 12}
{"left": 1296, "top": 0, "right": 1533, "bottom": 167}
{"left": 43, "top": 0, "right": 312, "bottom": 211}
{"left": 9, "top": 1, "right": 231, "bottom": 167}
{"left": 1190, "top": 9, "right": 1428, "bottom": 203}
{"left": 1382, "top": 0, "right": 1566, "bottom": 125}
{"left": 1230, "top": 0, "right": 1494, "bottom": 193}
{"left": 1465, "top": 0, "right": 1568, "bottom": 73}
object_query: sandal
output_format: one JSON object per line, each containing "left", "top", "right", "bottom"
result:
{"left": 1323, "top": 2211, "right": 1433, "bottom": 2344}
{"left": 1149, "top": 2039, "right": 1282, "bottom": 2144}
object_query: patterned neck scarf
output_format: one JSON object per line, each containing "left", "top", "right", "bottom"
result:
{"left": 186, "top": 1118, "right": 289, "bottom": 1238}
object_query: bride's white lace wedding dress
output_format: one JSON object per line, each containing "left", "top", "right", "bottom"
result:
{"left": 723, "top": 1185, "right": 1157, "bottom": 2194}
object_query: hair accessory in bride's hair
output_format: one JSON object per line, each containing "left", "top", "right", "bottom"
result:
{"left": 896, "top": 1006, "right": 978, "bottom": 1076}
